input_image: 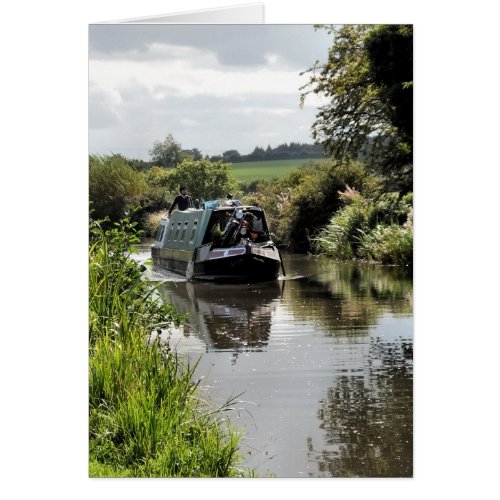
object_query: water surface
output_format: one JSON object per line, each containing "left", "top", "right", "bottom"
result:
{"left": 140, "top": 246, "right": 413, "bottom": 477}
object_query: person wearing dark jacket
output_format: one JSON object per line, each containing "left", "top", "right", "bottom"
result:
{"left": 168, "top": 185, "right": 193, "bottom": 216}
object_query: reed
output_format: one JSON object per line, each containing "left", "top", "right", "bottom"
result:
{"left": 89, "top": 218, "right": 244, "bottom": 477}
{"left": 142, "top": 210, "right": 165, "bottom": 238}
{"left": 314, "top": 194, "right": 375, "bottom": 259}
{"left": 314, "top": 191, "right": 413, "bottom": 266}
{"left": 358, "top": 224, "right": 413, "bottom": 266}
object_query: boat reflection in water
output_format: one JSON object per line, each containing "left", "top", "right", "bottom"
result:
{"left": 157, "top": 280, "right": 283, "bottom": 360}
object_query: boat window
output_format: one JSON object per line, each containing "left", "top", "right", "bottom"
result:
{"left": 157, "top": 225, "right": 165, "bottom": 242}
{"left": 180, "top": 221, "right": 189, "bottom": 242}
{"left": 174, "top": 222, "right": 181, "bottom": 241}
{"left": 190, "top": 221, "right": 198, "bottom": 242}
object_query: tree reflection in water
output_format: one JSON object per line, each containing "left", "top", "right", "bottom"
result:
{"left": 310, "top": 337, "right": 413, "bottom": 477}
{"left": 154, "top": 255, "right": 413, "bottom": 477}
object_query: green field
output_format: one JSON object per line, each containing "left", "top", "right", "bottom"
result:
{"left": 231, "top": 158, "right": 327, "bottom": 182}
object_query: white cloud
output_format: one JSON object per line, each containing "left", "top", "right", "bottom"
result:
{"left": 88, "top": 27, "right": 332, "bottom": 158}
{"left": 89, "top": 43, "right": 308, "bottom": 99}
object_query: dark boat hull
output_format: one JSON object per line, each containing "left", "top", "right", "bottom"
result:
{"left": 193, "top": 252, "right": 280, "bottom": 282}
{"left": 152, "top": 245, "right": 281, "bottom": 282}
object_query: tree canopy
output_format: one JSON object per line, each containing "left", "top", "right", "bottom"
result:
{"left": 300, "top": 24, "right": 413, "bottom": 192}
{"left": 163, "top": 158, "right": 239, "bottom": 202}
{"left": 149, "top": 133, "right": 186, "bottom": 168}
{"left": 89, "top": 155, "right": 148, "bottom": 221}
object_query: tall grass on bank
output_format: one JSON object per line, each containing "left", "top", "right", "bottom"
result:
{"left": 89, "top": 219, "right": 243, "bottom": 477}
{"left": 314, "top": 190, "right": 413, "bottom": 265}
{"left": 142, "top": 210, "right": 165, "bottom": 238}
{"left": 358, "top": 224, "right": 413, "bottom": 265}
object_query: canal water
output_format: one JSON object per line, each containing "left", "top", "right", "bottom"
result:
{"left": 137, "top": 244, "right": 413, "bottom": 478}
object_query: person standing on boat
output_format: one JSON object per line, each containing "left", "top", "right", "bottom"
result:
{"left": 168, "top": 185, "right": 193, "bottom": 217}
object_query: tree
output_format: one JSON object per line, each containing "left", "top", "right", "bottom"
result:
{"left": 247, "top": 146, "right": 266, "bottom": 161}
{"left": 365, "top": 25, "right": 413, "bottom": 189}
{"left": 149, "top": 133, "right": 185, "bottom": 168}
{"left": 222, "top": 149, "right": 241, "bottom": 163}
{"left": 163, "top": 158, "right": 239, "bottom": 202}
{"left": 144, "top": 166, "right": 171, "bottom": 188}
{"left": 182, "top": 148, "right": 203, "bottom": 161}
{"left": 300, "top": 25, "right": 413, "bottom": 192}
{"left": 89, "top": 155, "right": 148, "bottom": 221}
{"left": 192, "top": 148, "right": 202, "bottom": 161}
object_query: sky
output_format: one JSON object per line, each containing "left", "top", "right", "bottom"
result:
{"left": 88, "top": 24, "right": 332, "bottom": 159}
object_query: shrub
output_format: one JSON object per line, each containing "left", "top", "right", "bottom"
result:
{"left": 164, "top": 158, "right": 240, "bottom": 202}
{"left": 315, "top": 189, "right": 413, "bottom": 264}
{"left": 240, "top": 160, "right": 376, "bottom": 251}
{"left": 89, "top": 155, "right": 148, "bottom": 221}
{"left": 358, "top": 224, "right": 413, "bottom": 265}
{"left": 142, "top": 211, "right": 165, "bottom": 238}
{"left": 314, "top": 194, "right": 377, "bottom": 259}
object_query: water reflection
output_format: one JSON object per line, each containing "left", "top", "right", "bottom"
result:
{"left": 310, "top": 338, "right": 413, "bottom": 477}
{"left": 153, "top": 253, "right": 412, "bottom": 477}
{"left": 158, "top": 281, "right": 282, "bottom": 357}
{"left": 282, "top": 256, "right": 412, "bottom": 333}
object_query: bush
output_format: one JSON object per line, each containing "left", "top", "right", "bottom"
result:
{"left": 314, "top": 193, "right": 377, "bottom": 259}
{"left": 142, "top": 211, "right": 165, "bottom": 238}
{"left": 240, "top": 160, "right": 377, "bottom": 251}
{"left": 315, "top": 189, "right": 413, "bottom": 264}
{"left": 164, "top": 158, "right": 240, "bottom": 202}
{"left": 358, "top": 224, "right": 413, "bottom": 265}
{"left": 89, "top": 155, "right": 148, "bottom": 221}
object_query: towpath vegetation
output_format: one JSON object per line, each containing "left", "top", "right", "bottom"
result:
{"left": 89, "top": 218, "right": 245, "bottom": 477}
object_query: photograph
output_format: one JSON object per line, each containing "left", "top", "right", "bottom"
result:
{"left": 88, "top": 22, "right": 413, "bottom": 478}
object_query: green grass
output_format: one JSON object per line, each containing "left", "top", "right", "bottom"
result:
{"left": 314, "top": 193, "right": 413, "bottom": 266}
{"left": 358, "top": 224, "right": 413, "bottom": 265}
{"left": 89, "top": 219, "right": 245, "bottom": 477}
{"left": 231, "top": 158, "right": 327, "bottom": 182}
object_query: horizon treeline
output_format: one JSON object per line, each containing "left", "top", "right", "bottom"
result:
{"left": 102, "top": 141, "right": 324, "bottom": 172}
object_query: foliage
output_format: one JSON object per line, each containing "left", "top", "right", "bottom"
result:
{"left": 144, "top": 166, "right": 171, "bottom": 188}
{"left": 300, "top": 24, "right": 413, "bottom": 193}
{"left": 236, "top": 142, "right": 323, "bottom": 162}
{"left": 242, "top": 159, "right": 376, "bottom": 252}
{"left": 149, "top": 133, "right": 186, "bottom": 168}
{"left": 315, "top": 190, "right": 413, "bottom": 265}
{"left": 89, "top": 218, "right": 245, "bottom": 477}
{"left": 182, "top": 148, "right": 203, "bottom": 161}
{"left": 106, "top": 153, "right": 153, "bottom": 172}
{"left": 222, "top": 149, "right": 242, "bottom": 163}
{"left": 358, "top": 224, "right": 413, "bottom": 265}
{"left": 314, "top": 193, "right": 378, "bottom": 259}
{"left": 365, "top": 25, "right": 413, "bottom": 142}
{"left": 163, "top": 158, "right": 239, "bottom": 202}
{"left": 89, "top": 155, "right": 148, "bottom": 221}
{"left": 88, "top": 218, "right": 179, "bottom": 345}
{"left": 142, "top": 211, "right": 165, "bottom": 238}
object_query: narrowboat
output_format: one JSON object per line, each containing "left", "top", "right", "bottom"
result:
{"left": 151, "top": 201, "right": 283, "bottom": 282}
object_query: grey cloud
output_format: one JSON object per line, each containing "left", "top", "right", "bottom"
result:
{"left": 89, "top": 24, "right": 332, "bottom": 69}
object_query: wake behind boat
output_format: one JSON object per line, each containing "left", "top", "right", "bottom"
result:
{"left": 151, "top": 201, "right": 283, "bottom": 282}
